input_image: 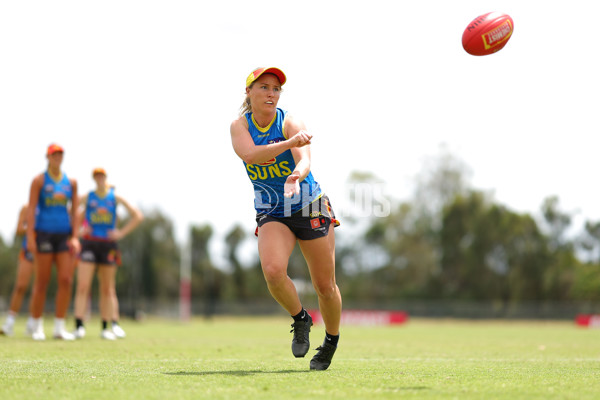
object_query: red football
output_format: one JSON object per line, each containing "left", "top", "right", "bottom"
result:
{"left": 462, "top": 12, "right": 514, "bottom": 56}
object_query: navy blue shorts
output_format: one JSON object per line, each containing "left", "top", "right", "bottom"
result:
{"left": 35, "top": 231, "right": 70, "bottom": 254}
{"left": 256, "top": 195, "right": 339, "bottom": 240}
{"left": 80, "top": 239, "right": 120, "bottom": 265}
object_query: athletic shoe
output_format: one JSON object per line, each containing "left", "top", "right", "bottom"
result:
{"left": 31, "top": 318, "right": 46, "bottom": 341}
{"left": 290, "top": 313, "right": 313, "bottom": 358}
{"left": 1, "top": 321, "right": 14, "bottom": 336}
{"left": 32, "top": 328, "right": 46, "bottom": 341}
{"left": 112, "top": 324, "right": 126, "bottom": 338}
{"left": 101, "top": 329, "right": 117, "bottom": 340}
{"left": 53, "top": 329, "right": 75, "bottom": 341}
{"left": 310, "top": 342, "right": 337, "bottom": 371}
{"left": 73, "top": 326, "right": 86, "bottom": 339}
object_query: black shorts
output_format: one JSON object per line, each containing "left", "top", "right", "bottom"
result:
{"left": 35, "top": 231, "right": 71, "bottom": 254}
{"left": 80, "top": 239, "right": 120, "bottom": 265}
{"left": 256, "top": 195, "right": 340, "bottom": 240}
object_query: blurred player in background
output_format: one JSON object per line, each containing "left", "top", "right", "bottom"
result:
{"left": 230, "top": 67, "right": 342, "bottom": 370}
{"left": 72, "top": 168, "right": 143, "bottom": 340}
{"left": 27, "top": 143, "right": 80, "bottom": 340}
{"left": 0, "top": 205, "right": 36, "bottom": 336}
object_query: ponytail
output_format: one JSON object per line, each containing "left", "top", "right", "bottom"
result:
{"left": 239, "top": 95, "right": 252, "bottom": 116}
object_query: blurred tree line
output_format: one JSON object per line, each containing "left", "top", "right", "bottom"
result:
{"left": 1, "top": 150, "right": 600, "bottom": 317}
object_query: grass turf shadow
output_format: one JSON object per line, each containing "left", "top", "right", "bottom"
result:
{"left": 164, "top": 369, "right": 312, "bottom": 376}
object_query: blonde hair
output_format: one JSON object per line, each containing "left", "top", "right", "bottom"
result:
{"left": 239, "top": 93, "right": 252, "bottom": 116}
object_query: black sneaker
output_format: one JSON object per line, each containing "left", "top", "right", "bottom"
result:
{"left": 310, "top": 342, "right": 337, "bottom": 370}
{"left": 290, "top": 313, "right": 313, "bottom": 358}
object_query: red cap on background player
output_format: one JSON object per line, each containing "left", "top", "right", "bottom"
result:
{"left": 47, "top": 143, "right": 64, "bottom": 155}
{"left": 92, "top": 167, "right": 107, "bottom": 177}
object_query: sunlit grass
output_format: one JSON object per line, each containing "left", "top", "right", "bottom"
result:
{"left": 1, "top": 316, "right": 599, "bottom": 399}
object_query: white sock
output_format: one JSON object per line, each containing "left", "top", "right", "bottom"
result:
{"left": 34, "top": 317, "right": 44, "bottom": 331}
{"left": 54, "top": 318, "right": 66, "bottom": 332}
{"left": 5, "top": 314, "right": 16, "bottom": 325}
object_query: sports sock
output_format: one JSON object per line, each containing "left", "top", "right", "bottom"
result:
{"left": 102, "top": 320, "right": 108, "bottom": 330}
{"left": 292, "top": 308, "right": 309, "bottom": 322}
{"left": 54, "top": 318, "right": 66, "bottom": 332}
{"left": 75, "top": 318, "right": 84, "bottom": 329}
{"left": 325, "top": 331, "right": 339, "bottom": 347}
{"left": 6, "top": 314, "right": 16, "bottom": 325}
{"left": 111, "top": 320, "right": 119, "bottom": 327}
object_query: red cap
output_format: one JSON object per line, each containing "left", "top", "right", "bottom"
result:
{"left": 47, "top": 143, "right": 64, "bottom": 155}
{"left": 92, "top": 167, "right": 107, "bottom": 177}
{"left": 246, "top": 67, "right": 286, "bottom": 88}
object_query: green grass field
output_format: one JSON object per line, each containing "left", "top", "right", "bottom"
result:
{"left": 1, "top": 316, "right": 599, "bottom": 399}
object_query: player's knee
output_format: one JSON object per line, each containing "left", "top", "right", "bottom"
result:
{"left": 99, "top": 284, "right": 113, "bottom": 297}
{"left": 76, "top": 284, "right": 89, "bottom": 296}
{"left": 34, "top": 276, "right": 50, "bottom": 288}
{"left": 14, "top": 284, "right": 28, "bottom": 296}
{"left": 313, "top": 280, "right": 337, "bottom": 299}
{"left": 261, "top": 263, "right": 287, "bottom": 285}
{"left": 57, "top": 275, "right": 73, "bottom": 288}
